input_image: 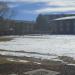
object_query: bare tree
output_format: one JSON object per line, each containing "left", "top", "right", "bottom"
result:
{"left": 0, "top": 2, "right": 9, "bottom": 18}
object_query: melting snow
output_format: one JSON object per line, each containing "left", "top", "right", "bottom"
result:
{"left": 0, "top": 35, "right": 75, "bottom": 60}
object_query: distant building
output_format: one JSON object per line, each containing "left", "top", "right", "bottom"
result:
{"left": 52, "top": 16, "right": 75, "bottom": 34}
{"left": 36, "top": 14, "right": 75, "bottom": 34}
{"left": 61, "top": 64, "right": 75, "bottom": 75}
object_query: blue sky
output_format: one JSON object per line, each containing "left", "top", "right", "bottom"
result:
{"left": 1, "top": 0, "right": 75, "bottom": 21}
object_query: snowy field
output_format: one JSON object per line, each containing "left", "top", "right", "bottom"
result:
{"left": 0, "top": 35, "right": 75, "bottom": 60}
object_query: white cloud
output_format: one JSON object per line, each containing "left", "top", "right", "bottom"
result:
{"left": 0, "top": 0, "right": 75, "bottom": 3}
{"left": 0, "top": 0, "right": 16, "bottom": 2}
{"left": 1, "top": 0, "right": 75, "bottom": 7}
{"left": 35, "top": 7, "right": 75, "bottom": 14}
{"left": 1, "top": 0, "right": 75, "bottom": 14}
{"left": 0, "top": 0, "right": 50, "bottom": 2}
{"left": 47, "top": 1, "right": 75, "bottom": 7}
{"left": 1, "top": 0, "right": 75, "bottom": 8}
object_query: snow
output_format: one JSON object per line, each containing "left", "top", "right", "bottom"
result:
{"left": 67, "top": 64, "right": 75, "bottom": 66}
{"left": 34, "top": 62, "right": 41, "bottom": 64}
{"left": 0, "top": 35, "right": 75, "bottom": 60}
{"left": 54, "top": 16, "right": 75, "bottom": 20}
{"left": 7, "top": 58, "right": 30, "bottom": 63}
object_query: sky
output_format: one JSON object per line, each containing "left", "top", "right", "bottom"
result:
{"left": 1, "top": 0, "right": 75, "bottom": 21}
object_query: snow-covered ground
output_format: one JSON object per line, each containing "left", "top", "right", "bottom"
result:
{"left": 0, "top": 35, "right": 75, "bottom": 60}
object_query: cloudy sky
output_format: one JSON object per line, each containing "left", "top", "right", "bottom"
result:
{"left": 1, "top": 0, "right": 75, "bottom": 21}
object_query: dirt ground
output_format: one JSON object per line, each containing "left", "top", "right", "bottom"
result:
{"left": 0, "top": 55, "right": 65, "bottom": 75}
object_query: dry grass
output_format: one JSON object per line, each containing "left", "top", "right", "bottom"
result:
{"left": 0, "top": 55, "right": 64, "bottom": 75}
{"left": 0, "top": 37, "right": 13, "bottom": 42}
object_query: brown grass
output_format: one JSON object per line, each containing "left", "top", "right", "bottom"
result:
{"left": 0, "top": 37, "right": 13, "bottom": 42}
